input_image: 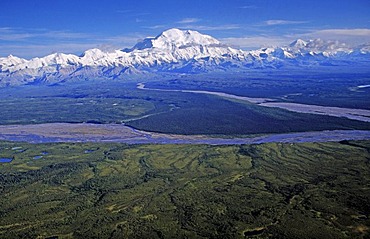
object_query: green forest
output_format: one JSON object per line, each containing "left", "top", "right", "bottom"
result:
{"left": 0, "top": 140, "right": 369, "bottom": 238}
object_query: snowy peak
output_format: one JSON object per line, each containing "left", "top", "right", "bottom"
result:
{"left": 0, "top": 55, "right": 28, "bottom": 69}
{"left": 357, "top": 43, "right": 370, "bottom": 53}
{"left": 305, "top": 39, "right": 351, "bottom": 53}
{"left": 41, "top": 53, "right": 80, "bottom": 66}
{"left": 80, "top": 48, "right": 106, "bottom": 58}
{"left": 79, "top": 48, "right": 109, "bottom": 66}
{"left": 155, "top": 28, "right": 220, "bottom": 48}
{"left": 129, "top": 28, "right": 221, "bottom": 51}
{"left": 289, "top": 39, "right": 307, "bottom": 48}
{"left": 287, "top": 39, "right": 353, "bottom": 56}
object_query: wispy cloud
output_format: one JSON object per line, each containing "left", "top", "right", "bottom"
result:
{"left": 0, "top": 27, "right": 32, "bottom": 41}
{"left": 0, "top": 36, "right": 141, "bottom": 59}
{"left": 40, "top": 31, "right": 91, "bottom": 39}
{"left": 221, "top": 36, "right": 290, "bottom": 50}
{"left": 0, "top": 27, "right": 91, "bottom": 41}
{"left": 0, "top": 43, "right": 99, "bottom": 59}
{"left": 181, "top": 24, "right": 240, "bottom": 31}
{"left": 145, "top": 20, "right": 240, "bottom": 32}
{"left": 116, "top": 10, "right": 132, "bottom": 14}
{"left": 0, "top": 33, "right": 32, "bottom": 41}
{"left": 225, "top": 28, "right": 370, "bottom": 51}
{"left": 99, "top": 35, "right": 141, "bottom": 46}
{"left": 145, "top": 25, "right": 167, "bottom": 30}
{"left": 177, "top": 18, "right": 201, "bottom": 24}
{"left": 0, "top": 27, "right": 143, "bottom": 58}
{"left": 264, "top": 20, "right": 309, "bottom": 26}
{"left": 292, "top": 28, "right": 370, "bottom": 46}
{"left": 239, "top": 5, "right": 257, "bottom": 9}
{"left": 308, "top": 28, "right": 370, "bottom": 37}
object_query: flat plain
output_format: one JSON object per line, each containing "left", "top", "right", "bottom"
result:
{"left": 0, "top": 140, "right": 369, "bottom": 238}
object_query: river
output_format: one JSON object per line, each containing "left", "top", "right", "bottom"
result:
{"left": 0, "top": 123, "right": 369, "bottom": 144}
{"left": 137, "top": 83, "right": 370, "bottom": 122}
{"left": 0, "top": 84, "right": 369, "bottom": 145}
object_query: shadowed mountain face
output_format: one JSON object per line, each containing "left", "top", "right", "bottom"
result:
{"left": 0, "top": 28, "right": 369, "bottom": 86}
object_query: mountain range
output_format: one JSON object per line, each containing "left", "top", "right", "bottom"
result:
{"left": 0, "top": 28, "right": 369, "bottom": 86}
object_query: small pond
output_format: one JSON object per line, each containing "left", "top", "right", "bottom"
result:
{"left": 0, "top": 158, "right": 13, "bottom": 163}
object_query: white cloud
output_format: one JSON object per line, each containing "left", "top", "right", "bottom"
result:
{"left": 0, "top": 43, "right": 98, "bottom": 59}
{"left": 307, "top": 28, "right": 370, "bottom": 37}
{"left": 40, "top": 31, "right": 91, "bottom": 39}
{"left": 0, "top": 27, "right": 91, "bottom": 41}
{"left": 116, "top": 10, "right": 133, "bottom": 14}
{"left": 0, "top": 36, "right": 142, "bottom": 59}
{"left": 239, "top": 5, "right": 257, "bottom": 9}
{"left": 145, "top": 23, "right": 240, "bottom": 31}
{"left": 0, "top": 32, "right": 32, "bottom": 41}
{"left": 181, "top": 24, "right": 240, "bottom": 31}
{"left": 0, "top": 27, "right": 32, "bottom": 41}
{"left": 145, "top": 25, "right": 167, "bottom": 30}
{"left": 291, "top": 28, "right": 370, "bottom": 46}
{"left": 177, "top": 18, "right": 201, "bottom": 24}
{"left": 264, "top": 20, "right": 308, "bottom": 26}
{"left": 220, "top": 36, "right": 291, "bottom": 50}
{"left": 99, "top": 35, "right": 142, "bottom": 46}
{"left": 0, "top": 27, "right": 143, "bottom": 58}
{"left": 221, "top": 28, "right": 370, "bottom": 50}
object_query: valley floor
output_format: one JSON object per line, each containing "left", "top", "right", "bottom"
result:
{"left": 0, "top": 140, "right": 369, "bottom": 238}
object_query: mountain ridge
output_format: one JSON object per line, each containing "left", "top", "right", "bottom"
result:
{"left": 0, "top": 28, "right": 369, "bottom": 86}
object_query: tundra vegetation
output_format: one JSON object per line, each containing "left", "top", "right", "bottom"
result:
{"left": 0, "top": 140, "right": 369, "bottom": 238}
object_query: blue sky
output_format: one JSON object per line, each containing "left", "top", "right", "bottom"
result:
{"left": 1, "top": 0, "right": 369, "bottom": 58}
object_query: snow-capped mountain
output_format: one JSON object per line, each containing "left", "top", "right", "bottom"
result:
{"left": 0, "top": 28, "right": 369, "bottom": 86}
{"left": 126, "top": 28, "right": 222, "bottom": 51}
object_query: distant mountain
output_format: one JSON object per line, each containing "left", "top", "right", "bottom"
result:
{"left": 0, "top": 28, "right": 369, "bottom": 86}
